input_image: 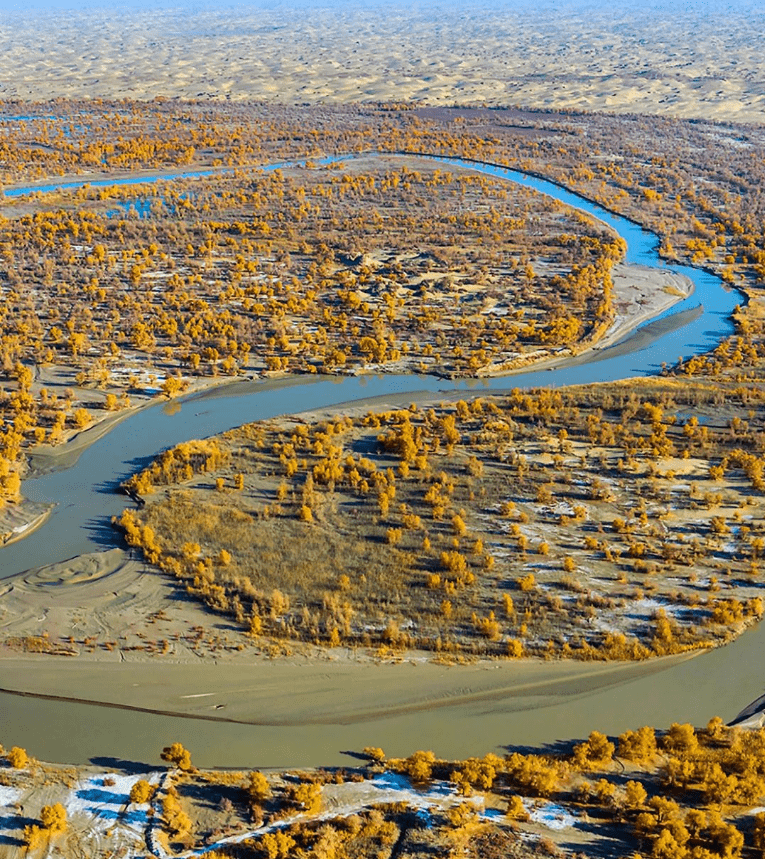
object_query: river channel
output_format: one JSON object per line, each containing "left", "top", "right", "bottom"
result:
{"left": 1, "top": 153, "right": 761, "bottom": 768}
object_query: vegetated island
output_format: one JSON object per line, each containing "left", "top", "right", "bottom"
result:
{"left": 117, "top": 379, "right": 765, "bottom": 663}
{"left": 2, "top": 101, "right": 765, "bottom": 857}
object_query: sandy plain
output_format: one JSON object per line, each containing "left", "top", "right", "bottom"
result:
{"left": 1, "top": 2, "right": 765, "bottom": 122}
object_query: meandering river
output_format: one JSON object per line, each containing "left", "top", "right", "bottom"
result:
{"left": 1, "top": 153, "right": 760, "bottom": 768}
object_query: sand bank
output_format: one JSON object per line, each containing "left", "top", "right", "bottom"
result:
{"left": 0, "top": 551, "right": 693, "bottom": 725}
{"left": 593, "top": 264, "right": 694, "bottom": 351}
{"left": 0, "top": 500, "right": 52, "bottom": 547}
{"left": 0, "top": 652, "right": 693, "bottom": 727}
{"left": 0, "top": 548, "right": 220, "bottom": 650}
{"left": 0, "top": 544, "right": 695, "bottom": 740}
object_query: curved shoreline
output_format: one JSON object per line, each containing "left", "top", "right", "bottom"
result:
{"left": 0, "top": 684, "right": 259, "bottom": 726}
{"left": 0, "top": 503, "right": 52, "bottom": 548}
{"left": 3, "top": 151, "right": 696, "bottom": 500}
{"left": 15, "top": 260, "right": 694, "bottom": 487}
{"left": 0, "top": 151, "right": 749, "bottom": 767}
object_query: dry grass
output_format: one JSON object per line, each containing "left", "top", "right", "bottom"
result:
{"left": 129, "top": 377, "right": 765, "bottom": 660}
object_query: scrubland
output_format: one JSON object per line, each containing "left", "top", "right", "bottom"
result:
{"left": 5, "top": 719, "right": 765, "bottom": 859}
{"left": 119, "top": 376, "right": 765, "bottom": 662}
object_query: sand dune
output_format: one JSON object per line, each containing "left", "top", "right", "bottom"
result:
{"left": 1, "top": 3, "right": 765, "bottom": 122}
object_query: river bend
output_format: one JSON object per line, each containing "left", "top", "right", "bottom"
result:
{"left": 0, "top": 153, "right": 758, "bottom": 768}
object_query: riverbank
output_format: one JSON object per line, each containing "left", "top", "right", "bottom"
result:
{"left": 27, "top": 387, "right": 214, "bottom": 481}
{"left": 0, "top": 542, "right": 698, "bottom": 730}
{"left": 0, "top": 501, "right": 52, "bottom": 548}
{"left": 16, "top": 258, "right": 693, "bottom": 484}
{"left": 0, "top": 747, "right": 637, "bottom": 859}
{"left": 0, "top": 535, "right": 705, "bottom": 769}
{"left": 592, "top": 264, "right": 694, "bottom": 351}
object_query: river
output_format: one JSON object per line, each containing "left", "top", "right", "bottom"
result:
{"left": 0, "top": 153, "right": 758, "bottom": 769}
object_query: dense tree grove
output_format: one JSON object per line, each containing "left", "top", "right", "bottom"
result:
{"left": 9, "top": 724, "right": 765, "bottom": 858}
{"left": 168, "top": 722, "right": 765, "bottom": 857}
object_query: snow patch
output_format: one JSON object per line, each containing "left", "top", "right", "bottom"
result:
{"left": 363, "top": 772, "right": 456, "bottom": 805}
{"left": 65, "top": 772, "right": 159, "bottom": 834}
{"left": 481, "top": 807, "right": 504, "bottom": 820}
{"left": 628, "top": 597, "right": 680, "bottom": 618}
{"left": 523, "top": 799, "right": 576, "bottom": 830}
{"left": 0, "top": 784, "right": 23, "bottom": 807}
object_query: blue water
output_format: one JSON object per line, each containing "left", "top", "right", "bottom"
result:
{"left": 106, "top": 198, "right": 157, "bottom": 219}
{"left": 0, "top": 152, "right": 752, "bottom": 768}
{"left": 0, "top": 152, "right": 742, "bottom": 577}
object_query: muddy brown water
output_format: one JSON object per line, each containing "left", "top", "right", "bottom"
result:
{"left": 0, "top": 154, "right": 757, "bottom": 768}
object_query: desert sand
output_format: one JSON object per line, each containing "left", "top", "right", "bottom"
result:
{"left": 1, "top": 2, "right": 764, "bottom": 122}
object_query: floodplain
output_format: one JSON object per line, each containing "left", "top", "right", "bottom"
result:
{"left": 2, "top": 89, "right": 765, "bottom": 859}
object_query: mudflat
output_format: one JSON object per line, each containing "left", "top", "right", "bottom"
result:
{"left": 0, "top": 540, "right": 702, "bottom": 769}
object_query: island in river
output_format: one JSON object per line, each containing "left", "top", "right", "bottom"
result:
{"left": 2, "top": 100, "right": 765, "bottom": 858}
